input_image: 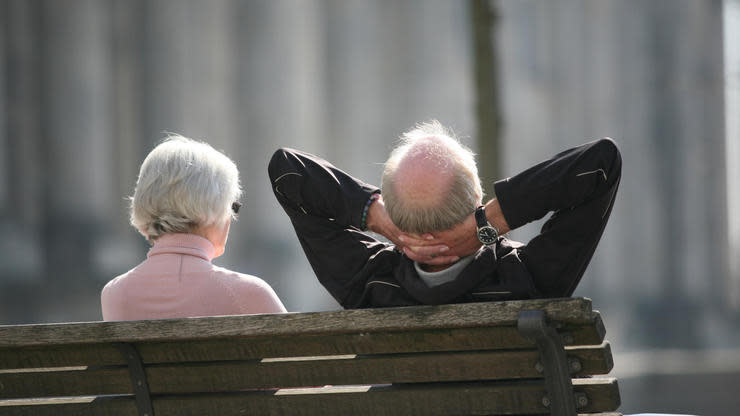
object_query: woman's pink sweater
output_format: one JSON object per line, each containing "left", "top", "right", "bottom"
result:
{"left": 101, "top": 233, "right": 286, "bottom": 321}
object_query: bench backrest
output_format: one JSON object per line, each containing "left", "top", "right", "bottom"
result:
{"left": 0, "top": 297, "right": 620, "bottom": 415}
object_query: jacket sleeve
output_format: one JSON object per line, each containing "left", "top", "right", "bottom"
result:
{"left": 493, "top": 138, "right": 622, "bottom": 297}
{"left": 268, "top": 148, "right": 390, "bottom": 307}
{"left": 494, "top": 138, "right": 621, "bottom": 229}
{"left": 268, "top": 148, "right": 379, "bottom": 228}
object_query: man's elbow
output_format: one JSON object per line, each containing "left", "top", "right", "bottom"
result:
{"left": 594, "top": 137, "right": 619, "bottom": 155}
{"left": 268, "top": 147, "right": 293, "bottom": 182}
{"left": 594, "top": 137, "right": 622, "bottom": 177}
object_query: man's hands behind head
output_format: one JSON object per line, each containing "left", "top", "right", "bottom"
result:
{"left": 366, "top": 195, "right": 458, "bottom": 265}
{"left": 409, "top": 214, "right": 482, "bottom": 262}
{"left": 370, "top": 198, "right": 511, "bottom": 267}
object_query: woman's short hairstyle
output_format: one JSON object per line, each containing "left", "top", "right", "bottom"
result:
{"left": 130, "top": 134, "right": 242, "bottom": 243}
{"left": 381, "top": 120, "right": 483, "bottom": 233}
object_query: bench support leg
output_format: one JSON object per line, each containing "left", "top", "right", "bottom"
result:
{"left": 116, "top": 343, "right": 155, "bottom": 416}
{"left": 518, "top": 310, "right": 577, "bottom": 416}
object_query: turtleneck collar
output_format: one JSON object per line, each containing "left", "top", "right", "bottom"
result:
{"left": 147, "top": 233, "right": 216, "bottom": 262}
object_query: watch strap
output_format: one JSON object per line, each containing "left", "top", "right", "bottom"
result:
{"left": 475, "top": 205, "right": 489, "bottom": 228}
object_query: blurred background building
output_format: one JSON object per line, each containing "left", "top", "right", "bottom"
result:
{"left": 0, "top": 0, "right": 738, "bottom": 414}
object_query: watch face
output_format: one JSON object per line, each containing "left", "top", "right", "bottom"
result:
{"left": 477, "top": 226, "right": 498, "bottom": 245}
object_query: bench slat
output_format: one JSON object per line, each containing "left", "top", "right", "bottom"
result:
{"left": 0, "top": 366, "right": 130, "bottom": 399}
{"left": 0, "top": 395, "right": 136, "bottom": 416}
{"left": 0, "top": 378, "right": 619, "bottom": 416}
{"left": 574, "top": 378, "right": 622, "bottom": 413}
{"left": 144, "top": 347, "right": 613, "bottom": 394}
{"left": 0, "top": 344, "right": 124, "bottom": 369}
{"left": 568, "top": 342, "right": 614, "bottom": 376}
{"left": 0, "top": 299, "right": 594, "bottom": 347}
{"left": 0, "top": 315, "right": 605, "bottom": 369}
{"left": 140, "top": 318, "right": 604, "bottom": 362}
{"left": 0, "top": 344, "right": 613, "bottom": 399}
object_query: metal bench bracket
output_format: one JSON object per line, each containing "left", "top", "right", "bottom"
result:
{"left": 116, "top": 342, "right": 155, "bottom": 416}
{"left": 518, "top": 309, "right": 577, "bottom": 416}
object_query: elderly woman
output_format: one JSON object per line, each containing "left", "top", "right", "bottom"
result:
{"left": 101, "top": 134, "right": 286, "bottom": 320}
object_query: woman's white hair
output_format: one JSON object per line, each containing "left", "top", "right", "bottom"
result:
{"left": 381, "top": 120, "right": 483, "bottom": 233}
{"left": 130, "top": 134, "right": 242, "bottom": 243}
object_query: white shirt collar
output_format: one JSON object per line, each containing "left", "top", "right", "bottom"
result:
{"left": 414, "top": 255, "right": 475, "bottom": 287}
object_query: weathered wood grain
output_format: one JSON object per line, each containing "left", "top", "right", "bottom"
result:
{"left": 573, "top": 378, "right": 621, "bottom": 412}
{"left": 0, "top": 323, "right": 605, "bottom": 369}
{"left": 157, "top": 378, "right": 619, "bottom": 416}
{"left": 0, "top": 344, "right": 614, "bottom": 398}
{"left": 0, "top": 343, "right": 125, "bottom": 369}
{"left": 0, "top": 306, "right": 605, "bottom": 370}
{"left": 0, "top": 298, "right": 621, "bottom": 415}
{"left": 0, "top": 379, "right": 619, "bottom": 416}
{"left": 0, "top": 298, "right": 593, "bottom": 347}
{"left": 568, "top": 342, "right": 614, "bottom": 376}
{"left": 0, "top": 395, "right": 135, "bottom": 416}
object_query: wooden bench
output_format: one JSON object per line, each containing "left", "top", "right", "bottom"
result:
{"left": 0, "top": 297, "right": 620, "bottom": 415}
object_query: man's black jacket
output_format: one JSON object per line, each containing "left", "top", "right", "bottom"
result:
{"left": 268, "top": 139, "right": 621, "bottom": 309}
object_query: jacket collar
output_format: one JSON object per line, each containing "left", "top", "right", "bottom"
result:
{"left": 395, "top": 238, "right": 520, "bottom": 305}
{"left": 147, "top": 233, "right": 216, "bottom": 262}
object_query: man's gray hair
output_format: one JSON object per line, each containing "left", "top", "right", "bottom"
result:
{"left": 381, "top": 120, "right": 483, "bottom": 233}
{"left": 130, "top": 134, "right": 242, "bottom": 243}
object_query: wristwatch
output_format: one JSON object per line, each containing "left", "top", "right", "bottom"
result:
{"left": 475, "top": 205, "right": 499, "bottom": 245}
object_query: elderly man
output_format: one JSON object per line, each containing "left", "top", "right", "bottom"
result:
{"left": 269, "top": 121, "right": 621, "bottom": 308}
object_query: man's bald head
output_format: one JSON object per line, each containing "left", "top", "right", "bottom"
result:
{"left": 381, "top": 121, "right": 483, "bottom": 234}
